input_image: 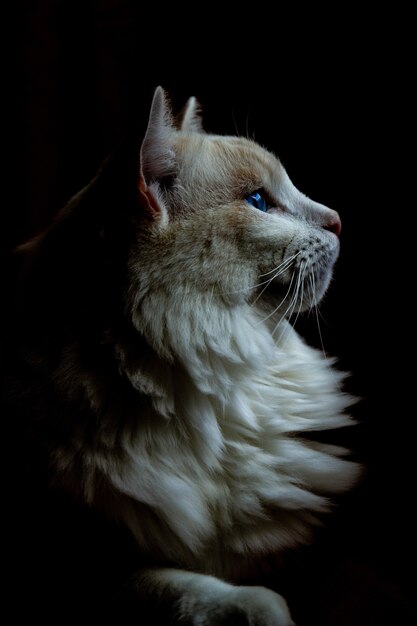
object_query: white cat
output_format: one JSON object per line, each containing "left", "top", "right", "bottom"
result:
{"left": 13, "top": 87, "right": 359, "bottom": 625}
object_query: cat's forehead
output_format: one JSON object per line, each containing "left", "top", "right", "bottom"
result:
{"left": 175, "top": 133, "right": 284, "bottom": 188}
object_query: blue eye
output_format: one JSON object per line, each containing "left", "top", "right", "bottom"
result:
{"left": 245, "top": 190, "right": 268, "bottom": 212}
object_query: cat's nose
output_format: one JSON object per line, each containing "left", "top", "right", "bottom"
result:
{"left": 324, "top": 211, "right": 342, "bottom": 238}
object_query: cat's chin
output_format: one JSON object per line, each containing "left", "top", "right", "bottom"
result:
{"left": 302, "top": 271, "right": 333, "bottom": 309}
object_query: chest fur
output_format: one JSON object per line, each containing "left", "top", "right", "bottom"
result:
{"left": 73, "top": 316, "right": 357, "bottom": 570}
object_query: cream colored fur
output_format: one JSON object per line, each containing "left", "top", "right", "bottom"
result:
{"left": 54, "top": 87, "right": 358, "bottom": 625}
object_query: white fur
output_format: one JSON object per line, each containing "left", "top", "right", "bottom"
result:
{"left": 52, "top": 88, "right": 358, "bottom": 623}
{"left": 136, "top": 568, "right": 294, "bottom": 626}
{"left": 56, "top": 87, "right": 357, "bottom": 576}
{"left": 107, "top": 291, "right": 358, "bottom": 575}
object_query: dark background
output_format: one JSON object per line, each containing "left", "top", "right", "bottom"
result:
{"left": 8, "top": 1, "right": 414, "bottom": 624}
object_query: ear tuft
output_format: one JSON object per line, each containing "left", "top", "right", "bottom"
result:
{"left": 179, "top": 96, "right": 204, "bottom": 133}
{"left": 140, "top": 87, "right": 176, "bottom": 182}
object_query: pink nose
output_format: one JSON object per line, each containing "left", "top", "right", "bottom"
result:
{"left": 324, "top": 212, "right": 342, "bottom": 238}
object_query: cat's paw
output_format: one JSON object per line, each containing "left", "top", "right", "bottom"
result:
{"left": 179, "top": 583, "right": 294, "bottom": 626}
{"left": 229, "top": 586, "right": 294, "bottom": 626}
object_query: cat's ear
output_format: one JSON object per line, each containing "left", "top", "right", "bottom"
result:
{"left": 179, "top": 96, "right": 204, "bottom": 133}
{"left": 140, "top": 86, "right": 176, "bottom": 182}
{"left": 139, "top": 86, "right": 176, "bottom": 219}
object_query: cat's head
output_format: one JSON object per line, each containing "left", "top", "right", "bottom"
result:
{"left": 16, "top": 87, "right": 341, "bottom": 342}
{"left": 132, "top": 87, "right": 341, "bottom": 317}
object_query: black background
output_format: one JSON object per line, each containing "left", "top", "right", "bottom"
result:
{"left": 8, "top": 2, "right": 415, "bottom": 624}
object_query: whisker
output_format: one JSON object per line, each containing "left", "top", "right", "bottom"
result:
{"left": 249, "top": 253, "right": 301, "bottom": 308}
{"left": 309, "top": 272, "right": 316, "bottom": 307}
{"left": 316, "top": 305, "right": 328, "bottom": 324}
{"left": 259, "top": 252, "right": 302, "bottom": 277}
{"left": 219, "top": 276, "right": 279, "bottom": 297}
{"left": 305, "top": 274, "right": 315, "bottom": 318}
{"left": 219, "top": 252, "right": 301, "bottom": 299}
{"left": 290, "top": 264, "right": 307, "bottom": 330}
{"left": 311, "top": 271, "right": 327, "bottom": 359}
{"left": 272, "top": 264, "right": 303, "bottom": 339}
{"left": 231, "top": 109, "right": 240, "bottom": 137}
{"left": 255, "top": 272, "right": 296, "bottom": 326}
{"left": 276, "top": 298, "right": 299, "bottom": 344}
{"left": 251, "top": 258, "right": 297, "bottom": 306}
{"left": 245, "top": 108, "right": 251, "bottom": 140}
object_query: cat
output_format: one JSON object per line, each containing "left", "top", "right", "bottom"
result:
{"left": 3, "top": 87, "right": 359, "bottom": 625}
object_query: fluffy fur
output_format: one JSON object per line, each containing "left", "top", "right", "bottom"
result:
{"left": 5, "top": 87, "right": 359, "bottom": 625}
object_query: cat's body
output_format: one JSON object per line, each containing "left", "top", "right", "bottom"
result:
{"left": 3, "top": 88, "right": 358, "bottom": 624}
